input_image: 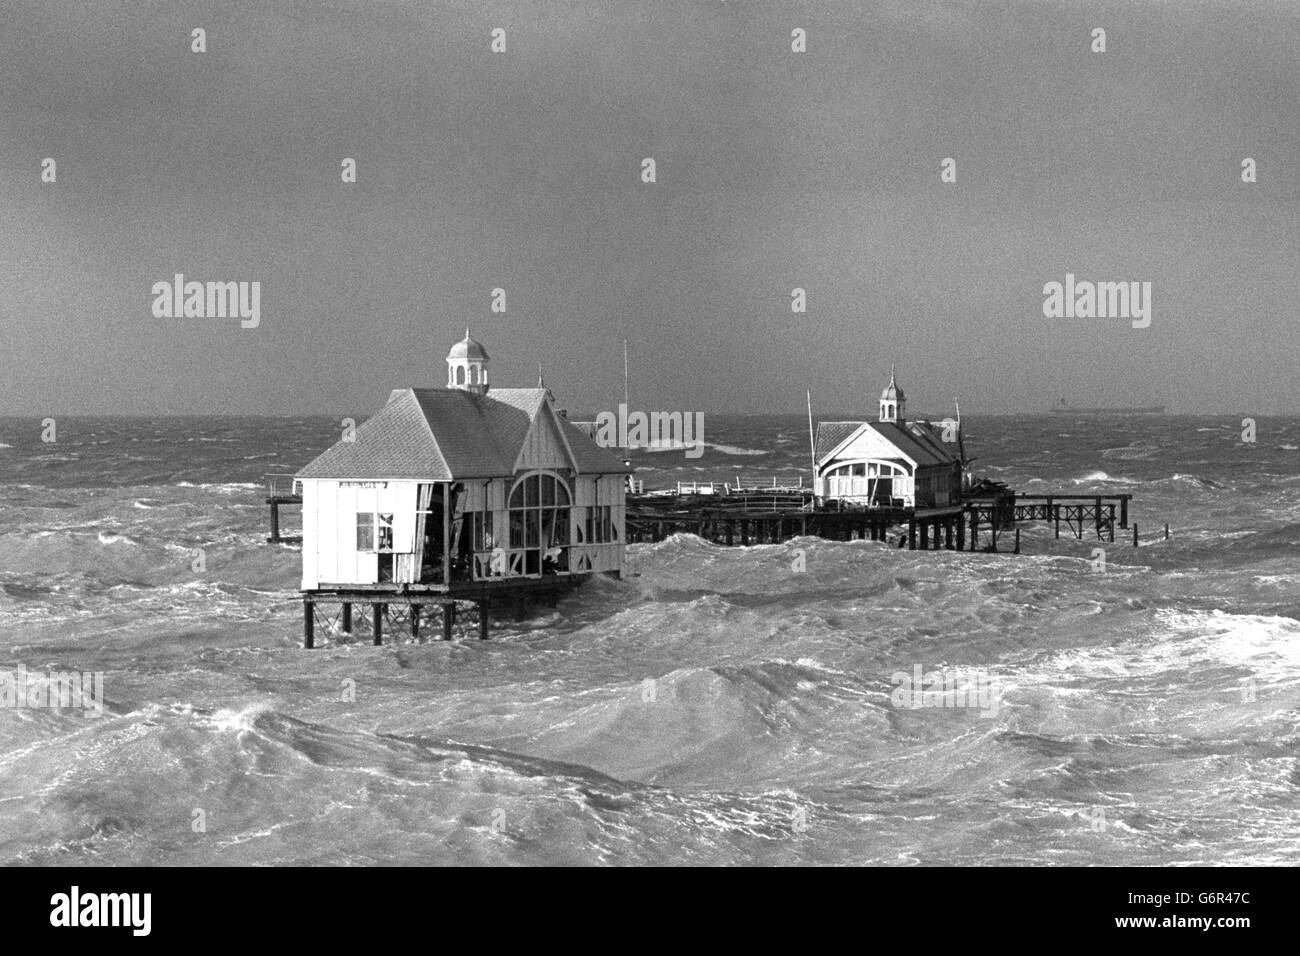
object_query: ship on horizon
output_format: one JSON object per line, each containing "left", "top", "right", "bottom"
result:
{"left": 1050, "top": 398, "right": 1165, "bottom": 416}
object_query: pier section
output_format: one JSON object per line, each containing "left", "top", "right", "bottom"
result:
{"left": 623, "top": 485, "right": 1136, "bottom": 553}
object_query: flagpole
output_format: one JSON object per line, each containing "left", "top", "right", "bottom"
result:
{"left": 622, "top": 340, "right": 631, "bottom": 466}
{"left": 807, "top": 389, "right": 817, "bottom": 489}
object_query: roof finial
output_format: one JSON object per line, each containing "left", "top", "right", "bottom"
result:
{"left": 465, "top": 326, "right": 471, "bottom": 340}
{"left": 890, "top": 362, "right": 896, "bottom": 386}
{"left": 538, "top": 363, "right": 545, "bottom": 388}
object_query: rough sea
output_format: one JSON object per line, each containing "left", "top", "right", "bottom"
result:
{"left": 1, "top": 414, "right": 1297, "bottom": 866}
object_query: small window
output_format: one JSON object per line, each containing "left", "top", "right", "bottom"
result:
{"left": 356, "top": 512, "right": 374, "bottom": 551}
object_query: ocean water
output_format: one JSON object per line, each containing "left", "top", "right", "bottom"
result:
{"left": 0, "top": 414, "right": 1298, "bottom": 866}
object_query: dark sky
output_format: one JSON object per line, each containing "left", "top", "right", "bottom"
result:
{"left": 2, "top": 0, "right": 1297, "bottom": 417}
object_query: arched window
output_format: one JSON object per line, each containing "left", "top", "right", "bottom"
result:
{"left": 455, "top": 365, "right": 466, "bottom": 385}
{"left": 470, "top": 365, "right": 479, "bottom": 384}
{"left": 508, "top": 472, "right": 571, "bottom": 575}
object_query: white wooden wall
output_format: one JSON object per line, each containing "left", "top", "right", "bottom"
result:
{"left": 301, "top": 472, "right": 625, "bottom": 589}
{"left": 514, "top": 411, "right": 572, "bottom": 473}
{"left": 823, "top": 427, "right": 917, "bottom": 475}
{"left": 300, "top": 480, "right": 418, "bottom": 589}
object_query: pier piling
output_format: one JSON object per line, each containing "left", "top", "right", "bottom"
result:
{"left": 303, "top": 601, "right": 314, "bottom": 649}
{"left": 373, "top": 604, "right": 384, "bottom": 646}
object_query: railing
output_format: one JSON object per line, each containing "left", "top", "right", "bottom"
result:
{"left": 729, "top": 475, "right": 805, "bottom": 492}
{"left": 471, "top": 542, "right": 621, "bottom": 580}
{"left": 473, "top": 548, "right": 529, "bottom": 580}
{"left": 823, "top": 476, "right": 913, "bottom": 501}
{"left": 675, "top": 481, "right": 720, "bottom": 495}
{"left": 627, "top": 490, "right": 813, "bottom": 517}
{"left": 1012, "top": 494, "right": 1134, "bottom": 502}
{"left": 266, "top": 474, "right": 300, "bottom": 499}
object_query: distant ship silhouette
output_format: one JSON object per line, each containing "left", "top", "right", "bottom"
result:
{"left": 1050, "top": 398, "right": 1165, "bottom": 416}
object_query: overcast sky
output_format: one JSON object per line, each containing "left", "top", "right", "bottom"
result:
{"left": 1, "top": 0, "right": 1297, "bottom": 416}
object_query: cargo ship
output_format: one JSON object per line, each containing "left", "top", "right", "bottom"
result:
{"left": 1050, "top": 399, "right": 1165, "bottom": 416}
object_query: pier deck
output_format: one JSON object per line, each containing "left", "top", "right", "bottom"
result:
{"left": 625, "top": 489, "right": 1137, "bottom": 551}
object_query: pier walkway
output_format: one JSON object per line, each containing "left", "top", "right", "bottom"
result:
{"left": 625, "top": 489, "right": 1137, "bottom": 552}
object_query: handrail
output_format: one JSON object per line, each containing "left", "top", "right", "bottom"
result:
{"left": 265, "top": 473, "right": 300, "bottom": 498}
{"left": 1012, "top": 493, "right": 1133, "bottom": 501}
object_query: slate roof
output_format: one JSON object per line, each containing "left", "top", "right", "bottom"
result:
{"left": 870, "top": 421, "right": 960, "bottom": 467}
{"left": 814, "top": 419, "right": 961, "bottom": 468}
{"left": 814, "top": 422, "right": 863, "bottom": 463}
{"left": 296, "top": 387, "right": 627, "bottom": 480}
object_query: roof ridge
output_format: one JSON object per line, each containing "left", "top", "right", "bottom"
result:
{"left": 403, "top": 389, "right": 453, "bottom": 477}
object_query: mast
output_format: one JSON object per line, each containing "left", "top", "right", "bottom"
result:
{"left": 622, "top": 339, "right": 632, "bottom": 466}
{"left": 955, "top": 398, "right": 971, "bottom": 490}
{"left": 955, "top": 399, "right": 965, "bottom": 462}
{"left": 806, "top": 389, "right": 816, "bottom": 483}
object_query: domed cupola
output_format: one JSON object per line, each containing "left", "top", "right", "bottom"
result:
{"left": 879, "top": 365, "right": 905, "bottom": 423}
{"left": 447, "top": 329, "right": 489, "bottom": 395}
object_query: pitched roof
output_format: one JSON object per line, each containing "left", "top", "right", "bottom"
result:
{"left": 868, "top": 420, "right": 961, "bottom": 467}
{"left": 901, "top": 420, "right": 959, "bottom": 464}
{"left": 814, "top": 419, "right": 961, "bottom": 468}
{"left": 815, "top": 421, "right": 865, "bottom": 462}
{"left": 562, "top": 420, "right": 630, "bottom": 474}
{"left": 296, "top": 387, "right": 626, "bottom": 480}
